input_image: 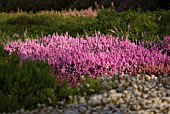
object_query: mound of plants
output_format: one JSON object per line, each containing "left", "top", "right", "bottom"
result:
{"left": 0, "top": 9, "right": 170, "bottom": 42}
{"left": 0, "top": 13, "right": 96, "bottom": 39}
{"left": 4, "top": 33, "right": 170, "bottom": 87}
{"left": 0, "top": 45, "right": 57, "bottom": 112}
{"left": 41, "top": 7, "right": 98, "bottom": 17}
{"left": 96, "top": 9, "right": 170, "bottom": 41}
{"left": 0, "top": 43, "right": 108, "bottom": 113}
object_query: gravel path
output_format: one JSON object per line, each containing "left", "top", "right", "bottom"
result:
{"left": 14, "top": 74, "right": 170, "bottom": 114}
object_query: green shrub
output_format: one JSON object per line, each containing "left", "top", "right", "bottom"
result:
{"left": 6, "top": 14, "right": 35, "bottom": 26}
{"left": 153, "top": 10, "right": 170, "bottom": 38}
{"left": 0, "top": 91, "right": 19, "bottom": 113}
{"left": 5, "top": 14, "right": 66, "bottom": 27}
{"left": 0, "top": 9, "right": 170, "bottom": 42}
{"left": 55, "top": 75, "right": 104, "bottom": 104}
{"left": 0, "top": 45, "right": 57, "bottom": 112}
{"left": 0, "top": 44, "right": 105, "bottom": 112}
{"left": 96, "top": 9, "right": 160, "bottom": 41}
{"left": 1, "top": 14, "right": 97, "bottom": 39}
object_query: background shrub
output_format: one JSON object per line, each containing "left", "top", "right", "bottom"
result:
{"left": 4, "top": 33, "right": 170, "bottom": 81}
{"left": 0, "top": 13, "right": 97, "bottom": 39}
{"left": 1, "top": 9, "right": 170, "bottom": 41}
{"left": 96, "top": 9, "right": 160, "bottom": 41}
{"left": 153, "top": 10, "right": 170, "bottom": 38}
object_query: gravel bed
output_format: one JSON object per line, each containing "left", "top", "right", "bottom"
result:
{"left": 12, "top": 74, "right": 170, "bottom": 114}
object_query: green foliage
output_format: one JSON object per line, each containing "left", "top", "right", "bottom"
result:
{"left": 0, "top": 13, "right": 97, "bottom": 39}
{"left": 55, "top": 79, "right": 78, "bottom": 102}
{"left": 6, "top": 14, "right": 35, "bottom": 26}
{"left": 0, "top": 91, "right": 19, "bottom": 113}
{"left": 0, "top": 45, "right": 107, "bottom": 112}
{"left": 153, "top": 10, "right": 170, "bottom": 38}
{"left": 96, "top": 9, "right": 160, "bottom": 41}
{"left": 55, "top": 75, "right": 104, "bottom": 104}
{"left": 81, "top": 75, "right": 103, "bottom": 94}
{"left": 0, "top": 9, "right": 170, "bottom": 42}
{"left": 0, "top": 45, "right": 57, "bottom": 112}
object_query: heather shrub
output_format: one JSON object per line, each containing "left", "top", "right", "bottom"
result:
{"left": 6, "top": 13, "right": 66, "bottom": 27}
{"left": 143, "top": 36, "right": 170, "bottom": 56}
{"left": 4, "top": 33, "right": 170, "bottom": 86}
{"left": 137, "top": 63, "right": 170, "bottom": 75}
{"left": 0, "top": 43, "right": 106, "bottom": 112}
{"left": 55, "top": 7, "right": 98, "bottom": 17}
{"left": 153, "top": 10, "right": 170, "bottom": 38}
{"left": 6, "top": 14, "right": 35, "bottom": 26}
{"left": 96, "top": 9, "right": 159, "bottom": 41}
{"left": 1, "top": 13, "right": 96, "bottom": 38}
{"left": 161, "top": 36, "right": 170, "bottom": 55}
{"left": 0, "top": 91, "right": 19, "bottom": 113}
{"left": 1, "top": 9, "right": 170, "bottom": 41}
{"left": 0, "top": 45, "right": 57, "bottom": 112}
{"left": 132, "top": 36, "right": 170, "bottom": 75}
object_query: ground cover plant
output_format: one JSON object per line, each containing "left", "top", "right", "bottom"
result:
{"left": 40, "top": 7, "right": 98, "bottom": 17}
{"left": 0, "top": 45, "right": 57, "bottom": 112}
{"left": 0, "top": 12, "right": 96, "bottom": 39}
{"left": 0, "top": 8, "right": 170, "bottom": 113}
{"left": 4, "top": 33, "right": 170, "bottom": 85}
{"left": 0, "top": 9, "right": 170, "bottom": 41}
{"left": 2, "top": 32, "right": 170, "bottom": 112}
{"left": 0, "top": 44, "right": 106, "bottom": 113}
{"left": 96, "top": 9, "right": 170, "bottom": 41}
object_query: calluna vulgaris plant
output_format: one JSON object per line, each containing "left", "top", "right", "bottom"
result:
{"left": 4, "top": 33, "right": 170, "bottom": 86}
{"left": 39, "top": 7, "right": 98, "bottom": 17}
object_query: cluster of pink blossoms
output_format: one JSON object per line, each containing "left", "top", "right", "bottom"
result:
{"left": 4, "top": 33, "right": 170, "bottom": 85}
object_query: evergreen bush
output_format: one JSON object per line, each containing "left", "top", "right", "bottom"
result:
{"left": 0, "top": 45, "right": 57, "bottom": 113}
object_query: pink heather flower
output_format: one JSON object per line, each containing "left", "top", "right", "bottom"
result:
{"left": 3, "top": 33, "right": 170, "bottom": 86}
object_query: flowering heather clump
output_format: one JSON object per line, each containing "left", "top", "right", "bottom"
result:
{"left": 158, "top": 36, "right": 170, "bottom": 56}
{"left": 4, "top": 33, "right": 170, "bottom": 86}
{"left": 39, "top": 7, "right": 98, "bottom": 17}
{"left": 142, "top": 36, "right": 170, "bottom": 56}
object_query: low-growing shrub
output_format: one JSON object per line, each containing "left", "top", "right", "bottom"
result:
{"left": 1, "top": 9, "right": 170, "bottom": 41}
{"left": 51, "top": 74, "right": 104, "bottom": 105}
{"left": 1, "top": 13, "right": 96, "bottom": 39}
{"left": 96, "top": 9, "right": 160, "bottom": 41}
{"left": 142, "top": 36, "right": 170, "bottom": 56}
{"left": 0, "top": 45, "right": 57, "bottom": 112}
{"left": 153, "top": 10, "right": 170, "bottom": 38}
{"left": 0, "top": 44, "right": 107, "bottom": 112}
{"left": 0, "top": 91, "right": 19, "bottom": 113}
{"left": 4, "top": 33, "right": 170, "bottom": 86}
{"left": 6, "top": 14, "right": 35, "bottom": 26}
